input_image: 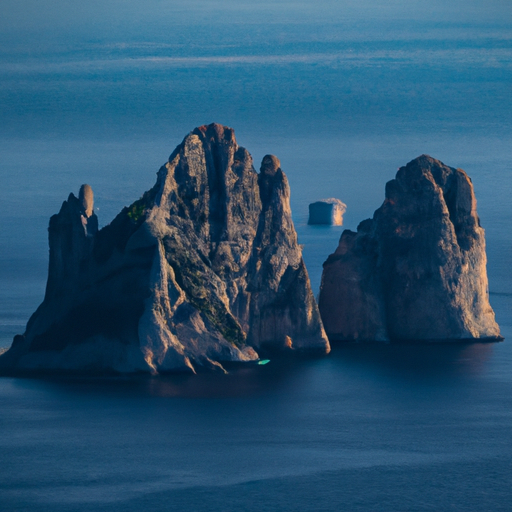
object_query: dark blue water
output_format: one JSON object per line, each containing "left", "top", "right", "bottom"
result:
{"left": 1, "top": 1, "right": 512, "bottom": 510}
{"left": 2, "top": 341, "right": 512, "bottom": 511}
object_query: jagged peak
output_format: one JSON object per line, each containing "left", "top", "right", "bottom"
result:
{"left": 260, "top": 155, "right": 281, "bottom": 176}
{"left": 79, "top": 184, "right": 94, "bottom": 218}
{"left": 193, "top": 123, "right": 237, "bottom": 146}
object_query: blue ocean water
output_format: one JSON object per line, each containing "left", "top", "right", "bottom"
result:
{"left": 1, "top": 1, "right": 511, "bottom": 510}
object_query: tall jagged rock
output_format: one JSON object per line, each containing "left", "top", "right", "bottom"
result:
{"left": 319, "top": 155, "right": 501, "bottom": 342}
{"left": 0, "top": 123, "right": 329, "bottom": 374}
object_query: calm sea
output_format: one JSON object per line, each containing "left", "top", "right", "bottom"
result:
{"left": 1, "top": 1, "right": 511, "bottom": 510}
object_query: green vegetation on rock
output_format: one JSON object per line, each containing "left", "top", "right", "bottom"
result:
{"left": 127, "top": 199, "right": 146, "bottom": 223}
{"left": 126, "top": 185, "right": 159, "bottom": 224}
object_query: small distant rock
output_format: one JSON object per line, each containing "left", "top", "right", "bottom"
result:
{"left": 308, "top": 198, "right": 346, "bottom": 226}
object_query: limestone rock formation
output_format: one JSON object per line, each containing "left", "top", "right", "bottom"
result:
{"left": 319, "top": 155, "right": 501, "bottom": 342}
{"left": 308, "top": 198, "right": 346, "bottom": 226}
{"left": 0, "top": 123, "right": 329, "bottom": 374}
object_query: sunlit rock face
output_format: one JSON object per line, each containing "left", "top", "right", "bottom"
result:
{"left": 319, "top": 155, "right": 501, "bottom": 342}
{"left": 0, "top": 123, "right": 329, "bottom": 374}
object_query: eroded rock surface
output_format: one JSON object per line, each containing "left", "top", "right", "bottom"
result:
{"left": 0, "top": 123, "right": 329, "bottom": 374}
{"left": 319, "top": 155, "right": 501, "bottom": 342}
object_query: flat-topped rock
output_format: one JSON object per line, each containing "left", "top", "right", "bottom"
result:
{"left": 319, "top": 155, "right": 501, "bottom": 342}
{"left": 308, "top": 198, "right": 346, "bottom": 225}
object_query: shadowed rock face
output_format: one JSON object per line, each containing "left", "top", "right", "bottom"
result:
{"left": 319, "top": 155, "right": 501, "bottom": 342}
{"left": 0, "top": 123, "right": 329, "bottom": 374}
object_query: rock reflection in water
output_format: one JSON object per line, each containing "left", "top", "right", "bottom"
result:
{"left": 144, "top": 366, "right": 287, "bottom": 398}
{"left": 31, "top": 361, "right": 304, "bottom": 399}
{"left": 329, "top": 341, "right": 494, "bottom": 381}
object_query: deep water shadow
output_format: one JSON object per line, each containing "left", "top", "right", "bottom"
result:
{"left": 10, "top": 357, "right": 318, "bottom": 400}
{"left": 142, "top": 363, "right": 295, "bottom": 398}
{"left": 2, "top": 341, "right": 498, "bottom": 398}
{"left": 328, "top": 340, "right": 495, "bottom": 382}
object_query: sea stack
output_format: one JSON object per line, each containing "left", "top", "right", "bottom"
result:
{"left": 319, "top": 155, "right": 501, "bottom": 342}
{"left": 0, "top": 123, "right": 329, "bottom": 374}
{"left": 308, "top": 198, "right": 346, "bottom": 226}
